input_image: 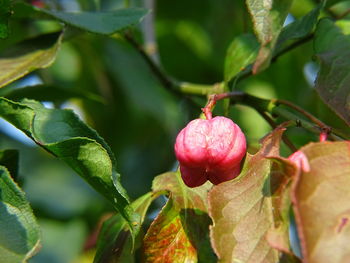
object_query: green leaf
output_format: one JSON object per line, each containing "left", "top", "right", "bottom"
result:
{"left": 0, "top": 32, "right": 63, "bottom": 88}
{"left": 0, "top": 0, "right": 11, "bottom": 39}
{"left": 0, "top": 149, "right": 19, "bottom": 181}
{"left": 208, "top": 127, "right": 289, "bottom": 262}
{"left": 94, "top": 192, "right": 156, "bottom": 263}
{"left": 0, "top": 97, "right": 140, "bottom": 237}
{"left": 276, "top": 3, "right": 324, "bottom": 52}
{"left": 41, "top": 8, "right": 149, "bottom": 35}
{"left": 147, "top": 172, "right": 216, "bottom": 262}
{"left": 224, "top": 33, "right": 259, "bottom": 83}
{"left": 314, "top": 19, "right": 350, "bottom": 125}
{"left": 143, "top": 197, "right": 198, "bottom": 263}
{"left": 291, "top": 141, "right": 350, "bottom": 263}
{"left": 152, "top": 171, "right": 212, "bottom": 212}
{"left": 246, "top": 0, "right": 293, "bottom": 73}
{"left": 0, "top": 165, "right": 41, "bottom": 262}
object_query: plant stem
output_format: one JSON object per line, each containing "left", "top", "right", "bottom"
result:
{"left": 201, "top": 91, "right": 346, "bottom": 141}
{"left": 237, "top": 34, "right": 314, "bottom": 82}
{"left": 271, "top": 34, "right": 314, "bottom": 63}
{"left": 269, "top": 105, "right": 344, "bottom": 141}
{"left": 178, "top": 82, "right": 224, "bottom": 96}
{"left": 257, "top": 110, "right": 298, "bottom": 152}
{"left": 124, "top": 25, "right": 346, "bottom": 141}
{"left": 126, "top": 22, "right": 314, "bottom": 96}
{"left": 273, "top": 99, "right": 331, "bottom": 133}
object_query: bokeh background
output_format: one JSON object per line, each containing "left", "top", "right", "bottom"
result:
{"left": 1, "top": 0, "right": 349, "bottom": 262}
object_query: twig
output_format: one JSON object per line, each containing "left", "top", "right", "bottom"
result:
{"left": 271, "top": 34, "right": 314, "bottom": 63}
{"left": 257, "top": 110, "right": 298, "bottom": 152}
{"left": 274, "top": 99, "right": 331, "bottom": 133}
{"left": 199, "top": 91, "right": 347, "bottom": 141}
{"left": 123, "top": 18, "right": 346, "bottom": 142}
{"left": 237, "top": 34, "right": 314, "bottom": 83}
{"left": 270, "top": 106, "right": 344, "bottom": 141}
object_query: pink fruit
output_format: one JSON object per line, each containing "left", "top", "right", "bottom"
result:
{"left": 174, "top": 116, "right": 246, "bottom": 187}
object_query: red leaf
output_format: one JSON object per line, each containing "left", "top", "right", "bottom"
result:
{"left": 291, "top": 141, "right": 350, "bottom": 263}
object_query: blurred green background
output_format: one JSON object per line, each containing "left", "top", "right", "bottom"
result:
{"left": 1, "top": 0, "right": 350, "bottom": 262}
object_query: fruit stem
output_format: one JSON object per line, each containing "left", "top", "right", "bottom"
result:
{"left": 202, "top": 92, "right": 245, "bottom": 120}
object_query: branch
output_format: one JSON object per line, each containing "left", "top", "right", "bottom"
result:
{"left": 257, "top": 110, "right": 298, "bottom": 152}
{"left": 237, "top": 34, "right": 314, "bottom": 82}
{"left": 123, "top": 25, "right": 346, "bottom": 141}
{"left": 274, "top": 99, "right": 331, "bottom": 134}
{"left": 125, "top": 20, "right": 314, "bottom": 100}
{"left": 200, "top": 91, "right": 347, "bottom": 141}
{"left": 271, "top": 34, "right": 314, "bottom": 63}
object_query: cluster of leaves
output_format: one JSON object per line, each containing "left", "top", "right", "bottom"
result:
{"left": 1, "top": 0, "right": 350, "bottom": 262}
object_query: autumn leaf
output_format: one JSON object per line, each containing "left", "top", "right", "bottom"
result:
{"left": 292, "top": 141, "right": 350, "bottom": 263}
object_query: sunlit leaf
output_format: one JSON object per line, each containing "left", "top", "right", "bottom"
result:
{"left": 143, "top": 197, "right": 197, "bottom": 263}
{"left": 0, "top": 97, "right": 140, "bottom": 237}
{"left": 292, "top": 141, "right": 350, "bottom": 263}
{"left": 246, "top": 0, "right": 292, "bottom": 73}
{"left": 145, "top": 171, "right": 216, "bottom": 262}
{"left": 224, "top": 33, "right": 259, "bottom": 83}
{"left": 208, "top": 127, "right": 288, "bottom": 263}
{"left": 0, "top": 165, "right": 41, "bottom": 263}
{"left": 152, "top": 171, "right": 212, "bottom": 212}
{"left": 0, "top": 32, "right": 62, "bottom": 88}
{"left": 314, "top": 18, "right": 350, "bottom": 125}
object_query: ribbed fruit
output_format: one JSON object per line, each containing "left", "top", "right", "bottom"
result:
{"left": 174, "top": 116, "right": 246, "bottom": 187}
